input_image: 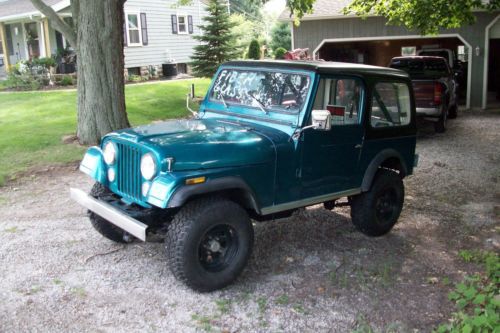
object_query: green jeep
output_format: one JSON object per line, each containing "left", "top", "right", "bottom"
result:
{"left": 71, "top": 60, "right": 418, "bottom": 292}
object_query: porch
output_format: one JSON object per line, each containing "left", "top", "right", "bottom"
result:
{"left": 0, "top": 0, "right": 72, "bottom": 72}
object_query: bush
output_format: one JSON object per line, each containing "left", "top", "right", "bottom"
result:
{"left": 5, "top": 69, "right": 41, "bottom": 91}
{"left": 31, "top": 57, "right": 56, "bottom": 69}
{"left": 247, "top": 39, "right": 261, "bottom": 60}
{"left": 128, "top": 74, "right": 146, "bottom": 82}
{"left": 435, "top": 250, "right": 499, "bottom": 333}
{"left": 60, "top": 75, "right": 74, "bottom": 86}
{"left": 274, "top": 47, "right": 287, "bottom": 60}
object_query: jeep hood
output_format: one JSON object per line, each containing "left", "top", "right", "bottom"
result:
{"left": 109, "top": 118, "right": 287, "bottom": 171}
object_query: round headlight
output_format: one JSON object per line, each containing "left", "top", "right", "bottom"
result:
{"left": 103, "top": 142, "right": 116, "bottom": 165}
{"left": 140, "top": 153, "right": 157, "bottom": 180}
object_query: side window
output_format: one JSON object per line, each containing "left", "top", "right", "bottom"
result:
{"left": 312, "top": 77, "right": 363, "bottom": 126}
{"left": 370, "top": 82, "right": 411, "bottom": 128}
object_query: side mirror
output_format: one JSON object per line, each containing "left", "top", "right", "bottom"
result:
{"left": 311, "top": 110, "right": 332, "bottom": 131}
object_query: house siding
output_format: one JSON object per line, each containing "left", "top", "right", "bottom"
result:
{"left": 292, "top": 12, "right": 500, "bottom": 108}
{"left": 123, "top": 0, "right": 206, "bottom": 69}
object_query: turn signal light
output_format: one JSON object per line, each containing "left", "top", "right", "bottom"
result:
{"left": 185, "top": 177, "right": 206, "bottom": 185}
{"left": 434, "top": 83, "right": 443, "bottom": 105}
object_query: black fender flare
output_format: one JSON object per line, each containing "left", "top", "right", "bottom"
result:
{"left": 361, "top": 149, "right": 408, "bottom": 192}
{"left": 167, "top": 176, "right": 261, "bottom": 212}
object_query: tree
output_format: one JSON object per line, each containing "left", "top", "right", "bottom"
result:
{"left": 344, "top": 0, "right": 500, "bottom": 35}
{"left": 30, "top": 0, "right": 129, "bottom": 145}
{"left": 191, "top": 0, "right": 239, "bottom": 78}
{"left": 269, "top": 22, "right": 291, "bottom": 53}
{"left": 230, "top": 0, "right": 262, "bottom": 19}
{"left": 230, "top": 14, "right": 265, "bottom": 58}
{"left": 247, "top": 39, "right": 261, "bottom": 59}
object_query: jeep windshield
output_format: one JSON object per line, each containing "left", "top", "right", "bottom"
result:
{"left": 209, "top": 68, "right": 312, "bottom": 114}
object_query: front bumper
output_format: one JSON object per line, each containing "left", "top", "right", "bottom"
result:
{"left": 70, "top": 188, "right": 148, "bottom": 241}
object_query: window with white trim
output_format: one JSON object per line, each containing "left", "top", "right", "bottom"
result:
{"left": 177, "top": 14, "right": 188, "bottom": 34}
{"left": 126, "top": 13, "right": 142, "bottom": 46}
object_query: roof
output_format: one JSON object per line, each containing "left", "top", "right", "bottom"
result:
{"left": 279, "top": 0, "right": 355, "bottom": 21}
{"left": 223, "top": 60, "right": 409, "bottom": 78}
{"left": 0, "top": 0, "right": 67, "bottom": 21}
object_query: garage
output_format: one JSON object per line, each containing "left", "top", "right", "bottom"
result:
{"left": 314, "top": 35, "right": 470, "bottom": 107}
{"left": 282, "top": 0, "right": 500, "bottom": 110}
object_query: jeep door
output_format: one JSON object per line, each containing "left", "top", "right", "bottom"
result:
{"left": 358, "top": 78, "right": 417, "bottom": 181}
{"left": 300, "top": 76, "right": 365, "bottom": 198}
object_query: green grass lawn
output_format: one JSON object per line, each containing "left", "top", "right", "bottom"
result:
{"left": 0, "top": 78, "right": 210, "bottom": 185}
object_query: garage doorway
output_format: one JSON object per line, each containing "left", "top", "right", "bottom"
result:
{"left": 313, "top": 35, "right": 472, "bottom": 108}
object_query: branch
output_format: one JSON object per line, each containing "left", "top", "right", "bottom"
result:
{"left": 30, "top": 0, "right": 77, "bottom": 47}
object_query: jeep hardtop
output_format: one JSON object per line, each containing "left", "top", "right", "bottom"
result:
{"left": 71, "top": 60, "right": 418, "bottom": 292}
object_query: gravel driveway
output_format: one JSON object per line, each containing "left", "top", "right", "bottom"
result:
{"left": 1, "top": 110, "right": 499, "bottom": 332}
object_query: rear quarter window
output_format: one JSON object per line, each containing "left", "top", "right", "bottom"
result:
{"left": 370, "top": 82, "right": 411, "bottom": 128}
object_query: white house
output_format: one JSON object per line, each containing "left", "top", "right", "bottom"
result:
{"left": 0, "top": 0, "right": 208, "bottom": 77}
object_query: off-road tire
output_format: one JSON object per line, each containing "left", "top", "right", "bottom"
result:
{"left": 89, "top": 182, "right": 129, "bottom": 243}
{"left": 448, "top": 104, "right": 458, "bottom": 119}
{"left": 434, "top": 109, "right": 447, "bottom": 133}
{"left": 350, "top": 169, "right": 404, "bottom": 237}
{"left": 165, "top": 197, "right": 254, "bottom": 292}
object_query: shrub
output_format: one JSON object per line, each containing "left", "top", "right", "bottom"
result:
{"left": 128, "top": 74, "right": 145, "bottom": 82}
{"left": 435, "top": 250, "right": 499, "bottom": 333}
{"left": 247, "top": 39, "right": 261, "bottom": 60}
{"left": 31, "top": 57, "right": 56, "bottom": 69}
{"left": 274, "top": 47, "right": 287, "bottom": 60}
{"left": 5, "top": 69, "right": 41, "bottom": 91}
{"left": 60, "top": 75, "right": 74, "bottom": 86}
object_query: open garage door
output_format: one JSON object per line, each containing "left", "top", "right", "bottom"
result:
{"left": 314, "top": 35, "right": 472, "bottom": 108}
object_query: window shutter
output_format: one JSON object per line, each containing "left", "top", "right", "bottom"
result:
{"left": 123, "top": 21, "right": 128, "bottom": 46}
{"left": 188, "top": 15, "right": 193, "bottom": 34}
{"left": 140, "top": 13, "right": 148, "bottom": 45}
{"left": 171, "top": 15, "right": 178, "bottom": 34}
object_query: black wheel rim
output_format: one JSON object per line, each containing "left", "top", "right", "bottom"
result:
{"left": 198, "top": 225, "right": 239, "bottom": 273}
{"left": 375, "top": 188, "right": 398, "bottom": 226}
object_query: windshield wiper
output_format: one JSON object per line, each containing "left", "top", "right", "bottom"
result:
{"left": 249, "top": 93, "right": 269, "bottom": 114}
{"left": 218, "top": 92, "right": 228, "bottom": 109}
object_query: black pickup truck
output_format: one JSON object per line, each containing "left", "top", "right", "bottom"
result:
{"left": 389, "top": 56, "right": 458, "bottom": 133}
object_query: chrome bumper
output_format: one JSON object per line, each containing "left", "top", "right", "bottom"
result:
{"left": 416, "top": 107, "right": 441, "bottom": 118}
{"left": 70, "top": 188, "right": 148, "bottom": 241}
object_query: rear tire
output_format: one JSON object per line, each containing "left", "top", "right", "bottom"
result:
{"left": 89, "top": 182, "right": 129, "bottom": 243}
{"left": 350, "top": 169, "right": 404, "bottom": 237}
{"left": 165, "top": 197, "right": 254, "bottom": 292}
{"left": 434, "top": 108, "right": 447, "bottom": 133}
{"left": 448, "top": 104, "right": 458, "bottom": 119}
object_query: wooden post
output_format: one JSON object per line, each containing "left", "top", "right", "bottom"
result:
{"left": 0, "top": 23, "right": 10, "bottom": 69}
{"left": 42, "top": 19, "right": 51, "bottom": 57}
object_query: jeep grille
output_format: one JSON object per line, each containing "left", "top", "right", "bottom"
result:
{"left": 116, "top": 142, "right": 142, "bottom": 202}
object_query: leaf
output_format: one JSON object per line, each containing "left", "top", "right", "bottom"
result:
{"left": 471, "top": 315, "right": 487, "bottom": 327}
{"left": 457, "top": 299, "right": 468, "bottom": 309}
{"left": 456, "top": 283, "right": 468, "bottom": 293}
{"left": 462, "top": 324, "right": 472, "bottom": 333}
{"left": 449, "top": 291, "right": 460, "bottom": 301}
{"left": 473, "top": 294, "right": 486, "bottom": 305}
{"left": 463, "top": 287, "right": 477, "bottom": 300}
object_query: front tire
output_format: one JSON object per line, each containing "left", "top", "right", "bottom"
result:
{"left": 165, "top": 197, "right": 254, "bottom": 292}
{"left": 350, "top": 169, "right": 404, "bottom": 237}
{"left": 89, "top": 182, "right": 130, "bottom": 243}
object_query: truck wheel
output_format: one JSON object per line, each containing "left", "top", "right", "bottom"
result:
{"left": 89, "top": 182, "right": 130, "bottom": 243}
{"left": 434, "top": 109, "right": 447, "bottom": 133}
{"left": 350, "top": 169, "right": 404, "bottom": 237}
{"left": 165, "top": 197, "right": 254, "bottom": 292}
{"left": 448, "top": 104, "right": 458, "bottom": 119}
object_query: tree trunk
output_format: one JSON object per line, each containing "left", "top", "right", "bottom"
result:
{"left": 75, "top": 0, "right": 130, "bottom": 145}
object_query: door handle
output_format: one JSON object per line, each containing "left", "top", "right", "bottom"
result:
{"left": 354, "top": 144, "right": 362, "bottom": 149}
